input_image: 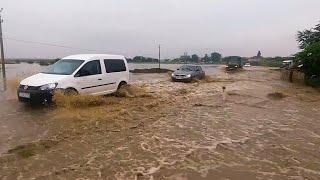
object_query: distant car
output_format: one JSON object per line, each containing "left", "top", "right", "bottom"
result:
{"left": 244, "top": 63, "right": 251, "bottom": 67}
{"left": 281, "top": 60, "right": 294, "bottom": 69}
{"left": 226, "top": 57, "right": 245, "bottom": 70}
{"left": 171, "top": 65, "right": 205, "bottom": 82}
{"left": 17, "top": 54, "right": 129, "bottom": 104}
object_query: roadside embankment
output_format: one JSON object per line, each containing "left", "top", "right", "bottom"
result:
{"left": 130, "top": 68, "right": 173, "bottom": 73}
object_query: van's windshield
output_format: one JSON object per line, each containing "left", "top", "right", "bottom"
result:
{"left": 42, "top": 59, "right": 84, "bottom": 75}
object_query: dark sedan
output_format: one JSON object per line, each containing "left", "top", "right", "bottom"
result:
{"left": 171, "top": 65, "right": 205, "bottom": 82}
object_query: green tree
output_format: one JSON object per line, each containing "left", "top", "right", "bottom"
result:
{"left": 191, "top": 54, "right": 199, "bottom": 63}
{"left": 179, "top": 54, "right": 191, "bottom": 63}
{"left": 210, "top": 52, "right": 222, "bottom": 63}
{"left": 295, "top": 22, "right": 320, "bottom": 79}
{"left": 203, "top": 54, "right": 210, "bottom": 63}
{"left": 297, "top": 23, "right": 320, "bottom": 49}
{"left": 295, "top": 42, "right": 320, "bottom": 77}
{"left": 133, "top": 56, "right": 145, "bottom": 62}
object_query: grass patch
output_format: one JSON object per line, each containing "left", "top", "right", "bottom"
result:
{"left": 9, "top": 145, "right": 34, "bottom": 158}
{"left": 8, "top": 140, "right": 58, "bottom": 158}
{"left": 267, "top": 92, "right": 286, "bottom": 100}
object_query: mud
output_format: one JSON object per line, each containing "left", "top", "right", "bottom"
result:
{"left": 1, "top": 67, "right": 320, "bottom": 179}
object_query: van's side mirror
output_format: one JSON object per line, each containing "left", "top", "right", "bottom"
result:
{"left": 177, "top": 68, "right": 180, "bottom": 70}
{"left": 75, "top": 72, "right": 80, "bottom": 77}
{"left": 75, "top": 69, "right": 90, "bottom": 77}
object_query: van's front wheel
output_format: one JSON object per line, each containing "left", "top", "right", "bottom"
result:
{"left": 64, "top": 88, "right": 78, "bottom": 95}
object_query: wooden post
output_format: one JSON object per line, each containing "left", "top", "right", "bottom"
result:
{"left": 158, "top": 44, "right": 161, "bottom": 69}
{"left": 0, "top": 11, "right": 6, "bottom": 91}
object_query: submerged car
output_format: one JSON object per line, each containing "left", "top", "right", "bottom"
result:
{"left": 17, "top": 54, "right": 129, "bottom": 104}
{"left": 171, "top": 65, "right": 205, "bottom": 82}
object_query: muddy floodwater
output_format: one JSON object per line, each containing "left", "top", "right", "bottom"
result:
{"left": 1, "top": 65, "right": 320, "bottom": 179}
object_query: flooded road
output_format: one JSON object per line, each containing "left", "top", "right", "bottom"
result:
{"left": 0, "top": 63, "right": 218, "bottom": 154}
{"left": 1, "top": 66, "right": 320, "bottom": 179}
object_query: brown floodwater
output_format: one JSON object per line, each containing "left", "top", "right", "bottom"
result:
{"left": 1, "top": 66, "right": 320, "bottom": 179}
{"left": 0, "top": 63, "right": 219, "bottom": 154}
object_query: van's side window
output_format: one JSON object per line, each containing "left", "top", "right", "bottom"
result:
{"left": 104, "top": 59, "right": 126, "bottom": 73}
{"left": 76, "top": 60, "right": 101, "bottom": 77}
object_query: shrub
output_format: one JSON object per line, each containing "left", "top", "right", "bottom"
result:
{"left": 295, "top": 42, "right": 320, "bottom": 77}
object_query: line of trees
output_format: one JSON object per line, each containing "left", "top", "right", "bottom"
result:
{"left": 172, "top": 52, "right": 223, "bottom": 63}
{"left": 126, "top": 56, "right": 158, "bottom": 63}
{"left": 129, "top": 53, "right": 248, "bottom": 65}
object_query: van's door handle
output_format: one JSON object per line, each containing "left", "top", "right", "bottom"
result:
{"left": 98, "top": 78, "right": 102, "bottom": 80}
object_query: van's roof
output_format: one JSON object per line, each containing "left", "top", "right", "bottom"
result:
{"left": 63, "top": 54, "right": 125, "bottom": 61}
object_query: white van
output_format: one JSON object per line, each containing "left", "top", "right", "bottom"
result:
{"left": 17, "top": 54, "right": 129, "bottom": 104}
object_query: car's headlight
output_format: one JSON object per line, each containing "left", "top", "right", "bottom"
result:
{"left": 186, "top": 74, "right": 191, "bottom": 78}
{"left": 40, "top": 83, "right": 58, "bottom": 90}
{"left": 171, "top": 73, "right": 175, "bottom": 77}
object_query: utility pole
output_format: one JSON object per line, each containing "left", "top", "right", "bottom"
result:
{"left": 0, "top": 8, "right": 6, "bottom": 91}
{"left": 158, "top": 44, "right": 161, "bottom": 69}
{"left": 184, "top": 52, "right": 188, "bottom": 64}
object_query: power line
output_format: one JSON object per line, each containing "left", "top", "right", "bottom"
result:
{"left": 3, "top": 36, "right": 99, "bottom": 52}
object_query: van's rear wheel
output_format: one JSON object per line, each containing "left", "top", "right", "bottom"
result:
{"left": 117, "top": 81, "right": 127, "bottom": 90}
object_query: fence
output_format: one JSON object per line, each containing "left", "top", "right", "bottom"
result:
{"left": 280, "top": 69, "right": 305, "bottom": 84}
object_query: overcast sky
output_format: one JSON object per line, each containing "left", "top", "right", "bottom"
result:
{"left": 1, "top": 0, "right": 320, "bottom": 59}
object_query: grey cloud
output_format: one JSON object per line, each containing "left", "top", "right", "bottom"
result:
{"left": 1, "top": 0, "right": 320, "bottom": 58}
